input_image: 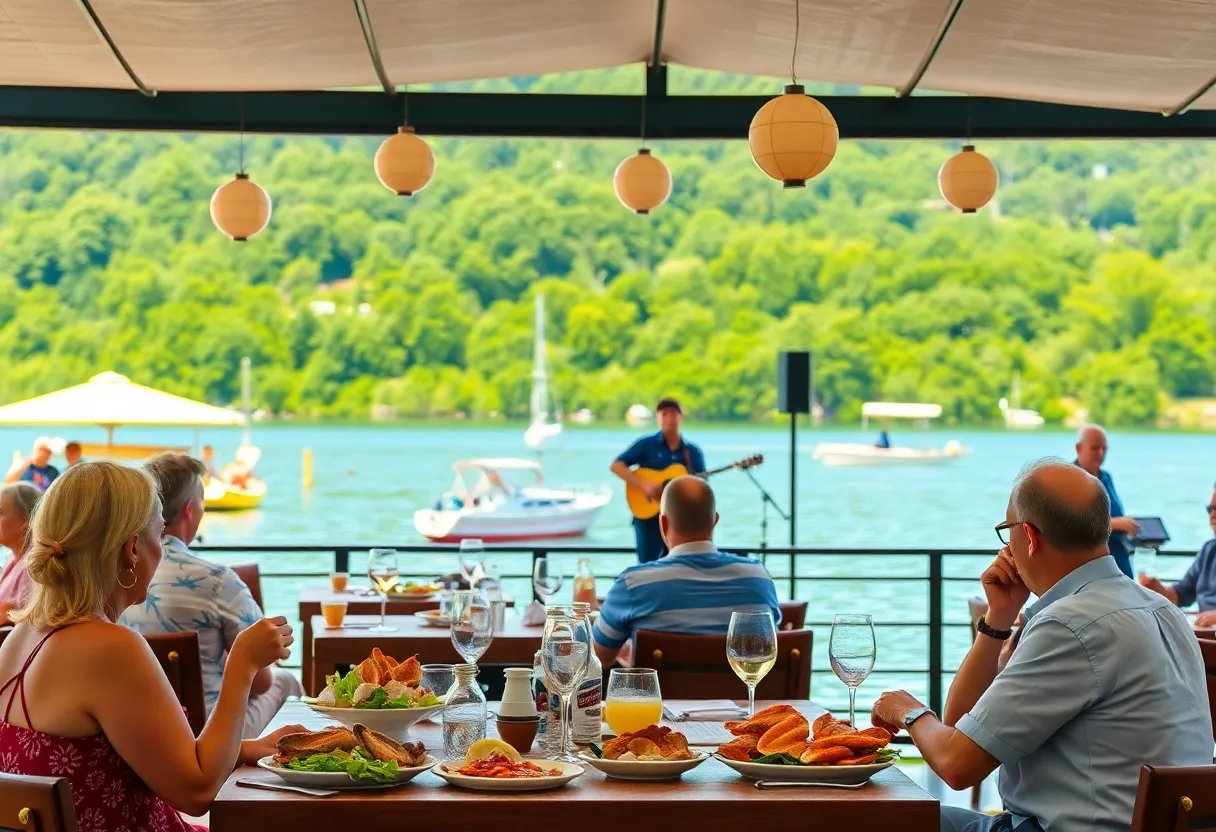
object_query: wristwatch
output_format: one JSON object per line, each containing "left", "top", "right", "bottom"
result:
{"left": 976, "top": 615, "right": 1013, "bottom": 641}
{"left": 904, "top": 706, "right": 935, "bottom": 728}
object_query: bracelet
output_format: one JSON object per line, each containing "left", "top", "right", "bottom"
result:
{"left": 976, "top": 615, "right": 1013, "bottom": 641}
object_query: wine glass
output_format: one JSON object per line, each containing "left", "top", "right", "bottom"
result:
{"left": 829, "top": 613, "right": 876, "bottom": 727}
{"left": 541, "top": 608, "right": 591, "bottom": 762}
{"left": 459, "top": 539, "right": 484, "bottom": 588}
{"left": 532, "top": 558, "right": 563, "bottom": 604}
{"left": 604, "top": 668, "right": 662, "bottom": 737}
{"left": 449, "top": 590, "right": 495, "bottom": 665}
{"left": 367, "top": 548, "right": 399, "bottom": 633}
{"left": 727, "top": 610, "right": 778, "bottom": 717}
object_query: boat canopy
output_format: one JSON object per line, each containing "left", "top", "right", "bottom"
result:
{"left": 861, "top": 402, "right": 943, "bottom": 421}
{"left": 454, "top": 458, "right": 543, "bottom": 473}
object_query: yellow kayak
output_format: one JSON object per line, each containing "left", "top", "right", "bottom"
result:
{"left": 203, "top": 477, "right": 266, "bottom": 511}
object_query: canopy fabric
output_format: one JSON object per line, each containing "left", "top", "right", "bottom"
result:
{"left": 455, "top": 458, "right": 544, "bottom": 473}
{"left": 1, "top": 0, "right": 1215, "bottom": 113}
{"left": 0, "top": 371, "right": 244, "bottom": 428}
{"left": 861, "top": 402, "right": 943, "bottom": 420}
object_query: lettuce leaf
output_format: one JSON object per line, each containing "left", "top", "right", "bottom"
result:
{"left": 325, "top": 668, "right": 364, "bottom": 705}
{"left": 352, "top": 687, "right": 443, "bottom": 709}
{"left": 750, "top": 752, "right": 803, "bottom": 766}
{"left": 284, "top": 748, "right": 399, "bottom": 783}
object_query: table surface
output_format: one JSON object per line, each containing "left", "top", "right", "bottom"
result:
{"left": 312, "top": 614, "right": 542, "bottom": 641}
{"left": 211, "top": 700, "right": 939, "bottom": 832}
{"left": 300, "top": 587, "right": 516, "bottom": 606}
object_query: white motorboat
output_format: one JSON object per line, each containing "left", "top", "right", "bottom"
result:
{"left": 414, "top": 458, "right": 610, "bottom": 542}
{"left": 523, "top": 296, "right": 562, "bottom": 450}
{"left": 999, "top": 373, "right": 1044, "bottom": 429}
{"left": 813, "top": 402, "right": 969, "bottom": 467}
{"left": 625, "top": 404, "right": 652, "bottom": 427}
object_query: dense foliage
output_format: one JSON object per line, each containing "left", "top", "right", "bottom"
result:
{"left": 2, "top": 68, "right": 1215, "bottom": 425}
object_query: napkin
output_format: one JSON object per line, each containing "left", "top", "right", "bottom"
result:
{"left": 663, "top": 700, "right": 748, "bottom": 722}
{"left": 521, "top": 600, "right": 547, "bottom": 626}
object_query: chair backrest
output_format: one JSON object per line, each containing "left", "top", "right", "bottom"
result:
{"left": 143, "top": 632, "right": 207, "bottom": 735}
{"left": 0, "top": 773, "right": 78, "bottom": 832}
{"left": 231, "top": 563, "right": 263, "bottom": 611}
{"left": 1197, "top": 638, "right": 1216, "bottom": 735}
{"left": 778, "top": 600, "right": 807, "bottom": 631}
{"left": 634, "top": 629, "right": 812, "bottom": 700}
{"left": 1131, "top": 764, "right": 1216, "bottom": 832}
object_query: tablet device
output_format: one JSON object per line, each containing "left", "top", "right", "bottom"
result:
{"left": 1131, "top": 516, "right": 1169, "bottom": 547}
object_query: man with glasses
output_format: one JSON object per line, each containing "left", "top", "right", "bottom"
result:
{"left": 1074, "top": 424, "right": 1138, "bottom": 577}
{"left": 872, "top": 458, "right": 1210, "bottom": 832}
{"left": 1140, "top": 485, "right": 1216, "bottom": 626}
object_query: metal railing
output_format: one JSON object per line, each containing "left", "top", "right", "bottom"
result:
{"left": 191, "top": 543, "right": 1198, "bottom": 718}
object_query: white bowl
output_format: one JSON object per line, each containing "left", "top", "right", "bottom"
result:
{"left": 433, "top": 758, "right": 583, "bottom": 792}
{"left": 714, "top": 754, "right": 894, "bottom": 784}
{"left": 577, "top": 750, "right": 708, "bottom": 780}
{"left": 301, "top": 701, "right": 443, "bottom": 741}
{"left": 414, "top": 610, "right": 452, "bottom": 628}
{"left": 257, "top": 755, "right": 435, "bottom": 789}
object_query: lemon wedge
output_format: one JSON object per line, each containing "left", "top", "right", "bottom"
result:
{"left": 466, "top": 738, "right": 521, "bottom": 762}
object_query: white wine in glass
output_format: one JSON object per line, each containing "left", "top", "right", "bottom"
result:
{"left": 727, "top": 610, "right": 778, "bottom": 717}
{"left": 829, "top": 613, "right": 876, "bottom": 727}
{"left": 367, "top": 548, "right": 399, "bottom": 633}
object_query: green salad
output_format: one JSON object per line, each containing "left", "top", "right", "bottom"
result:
{"left": 284, "top": 748, "right": 400, "bottom": 783}
{"left": 324, "top": 668, "right": 444, "bottom": 710}
{"left": 750, "top": 747, "right": 902, "bottom": 766}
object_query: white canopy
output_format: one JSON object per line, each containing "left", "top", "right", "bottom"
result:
{"left": 861, "top": 402, "right": 943, "bottom": 421}
{"left": 2, "top": 0, "right": 1216, "bottom": 112}
{"left": 0, "top": 372, "right": 244, "bottom": 429}
{"left": 455, "top": 458, "right": 543, "bottom": 473}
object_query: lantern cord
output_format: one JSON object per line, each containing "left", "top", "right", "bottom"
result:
{"left": 640, "top": 95, "right": 649, "bottom": 148}
{"left": 238, "top": 95, "right": 246, "bottom": 175}
{"left": 791, "top": 0, "right": 800, "bottom": 85}
{"left": 402, "top": 85, "right": 409, "bottom": 127}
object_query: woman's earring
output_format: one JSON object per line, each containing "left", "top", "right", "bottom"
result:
{"left": 117, "top": 566, "right": 137, "bottom": 590}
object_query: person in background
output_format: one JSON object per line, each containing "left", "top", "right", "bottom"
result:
{"left": 64, "top": 441, "right": 83, "bottom": 468}
{"left": 1140, "top": 483, "right": 1216, "bottom": 626}
{"left": 0, "top": 461, "right": 302, "bottom": 828}
{"left": 611, "top": 398, "right": 706, "bottom": 563}
{"left": 872, "top": 459, "right": 1211, "bottom": 832}
{"left": 1074, "top": 424, "right": 1137, "bottom": 577}
{"left": 0, "top": 482, "right": 39, "bottom": 625}
{"left": 876, "top": 430, "right": 891, "bottom": 449}
{"left": 3, "top": 437, "right": 59, "bottom": 491}
{"left": 592, "top": 477, "right": 780, "bottom": 668}
{"left": 121, "top": 453, "right": 304, "bottom": 737}
{"left": 200, "top": 445, "right": 220, "bottom": 480}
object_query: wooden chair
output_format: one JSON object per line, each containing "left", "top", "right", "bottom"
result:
{"left": 143, "top": 632, "right": 207, "bottom": 735}
{"left": 1197, "top": 638, "right": 1216, "bottom": 735}
{"left": 1131, "top": 764, "right": 1216, "bottom": 832}
{"left": 634, "top": 629, "right": 812, "bottom": 700}
{"left": 231, "top": 563, "right": 264, "bottom": 611}
{"left": 778, "top": 600, "right": 807, "bottom": 631}
{"left": 0, "top": 772, "right": 78, "bottom": 832}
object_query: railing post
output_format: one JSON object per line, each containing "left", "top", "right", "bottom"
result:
{"left": 789, "top": 550, "right": 796, "bottom": 600}
{"left": 334, "top": 548, "right": 350, "bottom": 575}
{"left": 928, "top": 551, "right": 944, "bottom": 716}
{"left": 532, "top": 549, "right": 546, "bottom": 603}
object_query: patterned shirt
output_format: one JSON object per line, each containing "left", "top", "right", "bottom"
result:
{"left": 120, "top": 536, "right": 263, "bottom": 712}
{"left": 592, "top": 541, "right": 781, "bottom": 650}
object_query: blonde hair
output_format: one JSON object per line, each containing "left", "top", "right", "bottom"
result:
{"left": 14, "top": 462, "right": 160, "bottom": 630}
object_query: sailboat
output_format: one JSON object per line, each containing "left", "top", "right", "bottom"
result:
{"left": 203, "top": 356, "right": 267, "bottom": 511}
{"left": 999, "top": 372, "right": 1045, "bottom": 429}
{"left": 523, "top": 295, "right": 562, "bottom": 450}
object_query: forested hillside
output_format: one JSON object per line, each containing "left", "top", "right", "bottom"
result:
{"left": 1, "top": 67, "right": 1215, "bottom": 425}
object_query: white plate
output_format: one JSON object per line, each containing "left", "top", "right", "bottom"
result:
{"left": 301, "top": 702, "right": 443, "bottom": 741}
{"left": 433, "top": 759, "right": 584, "bottom": 792}
{"left": 714, "top": 754, "right": 894, "bottom": 784}
{"left": 577, "top": 750, "right": 708, "bottom": 780}
{"left": 257, "top": 755, "right": 435, "bottom": 789}
{"left": 414, "top": 610, "right": 452, "bottom": 628}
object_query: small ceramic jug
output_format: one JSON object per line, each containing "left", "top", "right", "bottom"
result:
{"left": 499, "top": 667, "right": 538, "bottom": 717}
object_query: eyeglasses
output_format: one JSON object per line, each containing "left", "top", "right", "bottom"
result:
{"left": 1207, "top": 505, "right": 1216, "bottom": 514}
{"left": 995, "top": 520, "right": 1038, "bottom": 545}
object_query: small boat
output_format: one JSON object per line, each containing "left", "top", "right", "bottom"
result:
{"left": 204, "top": 476, "right": 267, "bottom": 511}
{"left": 203, "top": 359, "right": 266, "bottom": 511}
{"left": 570, "top": 408, "right": 595, "bottom": 425}
{"left": 999, "top": 373, "right": 1044, "bottom": 429}
{"left": 523, "top": 296, "right": 562, "bottom": 451}
{"left": 812, "top": 402, "right": 969, "bottom": 467}
{"left": 414, "top": 458, "right": 611, "bottom": 543}
{"left": 625, "top": 404, "right": 652, "bottom": 428}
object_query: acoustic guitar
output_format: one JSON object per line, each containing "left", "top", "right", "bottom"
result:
{"left": 625, "top": 454, "right": 764, "bottom": 520}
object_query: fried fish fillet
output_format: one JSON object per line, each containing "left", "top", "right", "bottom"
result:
{"left": 799, "top": 745, "right": 853, "bottom": 765}
{"left": 273, "top": 727, "right": 359, "bottom": 763}
{"left": 858, "top": 726, "right": 892, "bottom": 742}
{"left": 717, "top": 734, "right": 760, "bottom": 761}
{"left": 808, "top": 732, "right": 888, "bottom": 751}
{"left": 837, "top": 753, "right": 878, "bottom": 766}
{"left": 755, "top": 713, "right": 810, "bottom": 755}
{"left": 353, "top": 723, "right": 427, "bottom": 766}
{"left": 811, "top": 712, "right": 843, "bottom": 737}
{"left": 725, "top": 704, "right": 797, "bottom": 736}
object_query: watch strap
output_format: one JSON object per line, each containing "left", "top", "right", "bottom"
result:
{"left": 976, "top": 615, "right": 1013, "bottom": 641}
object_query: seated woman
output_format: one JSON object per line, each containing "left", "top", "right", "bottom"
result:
{"left": 0, "top": 482, "right": 39, "bottom": 624}
{"left": 0, "top": 462, "right": 303, "bottom": 828}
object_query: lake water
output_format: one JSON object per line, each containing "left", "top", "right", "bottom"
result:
{"left": 8, "top": 423, "right": 1214, "bottom": 710}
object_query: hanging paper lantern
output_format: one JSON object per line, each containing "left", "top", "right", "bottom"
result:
{"left": 210, "top": 173, "right": 271, "bottom": 241}
{"left": 612, "top": 148, "right": 671, "bottom": 215}
{"left": 374, "top": 127, "right": 435, "bottom": 196}
{"left": 938, "top": 145, "right": 999, "bottom": 213}
{"left": 749, "top": 84, "right": 838, "bottom": 188}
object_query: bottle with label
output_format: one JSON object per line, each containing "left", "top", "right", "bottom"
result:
{"left": 569, "top": 602, "right": 603, "bottom": 749}
{"left": 573, "top": 558, "right": 597, "bottom": 610}
{"left": 533, "top": 649, "right": 558, "bottom": 754}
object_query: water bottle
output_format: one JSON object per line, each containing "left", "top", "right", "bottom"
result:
{"left": 570, "top": 602, "right": 603, "bottom": 748}
{"left": 533, "top": 649, "right": 559, "bottom": 754}
{"left": 442, "top": 663, "right": 486, "bottom": 759}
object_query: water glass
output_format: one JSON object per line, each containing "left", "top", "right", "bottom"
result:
{"left": 829, "top": 613, "right": 876, "bottom": 727}
{"left": 450, "top": 590, "right": 494, "bottom": 665}
{"left": 367, "top": 548, "right": 398, "bottom": 633}
{"left": 1134, "top": 546, "right": 1157, "bottom": 578}
{"left": 421, "top": 663, "right": 456, "bottom": 700}
{"left": 533, "top": 558, "right": 563, "bottom": 604}
{"left": 540, "top": 608, "right": 591, "bottom": 762}
{"left": 727, "top": 610, "right": 778, "bottom": 717}
{"left": 459, "top": 539, "right": 484, "bottom": 587}
{"left": 604, "top": 668, "right": 663, "bottom": 736}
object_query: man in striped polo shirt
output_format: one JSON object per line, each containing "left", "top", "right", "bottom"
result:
{"left": 592, "top": 476, "right": 781, "bottom": 666}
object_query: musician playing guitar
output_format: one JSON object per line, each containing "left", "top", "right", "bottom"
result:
{"left": 611, "top": 398, "right": 705, "bottom": 563}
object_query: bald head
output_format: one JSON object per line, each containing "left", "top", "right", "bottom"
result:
{"left": 659, "top": 477, "right": 718, "bottom": 545}
{"left": 1011, "top": 458, "right": 1110, "bottom": 552}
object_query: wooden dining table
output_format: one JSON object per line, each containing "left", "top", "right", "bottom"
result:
{"left": 310, "top": 614, "right": 543, "bottom": 692}
{"left": 211, "top": 699, "right": 939, "bottom": 831}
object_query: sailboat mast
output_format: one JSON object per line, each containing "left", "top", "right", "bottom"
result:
{"left": 240, "top": 356, "right": 252, "bottom": 447}
{"left": 530, "top": 296, "right": 548, "bottom": 424}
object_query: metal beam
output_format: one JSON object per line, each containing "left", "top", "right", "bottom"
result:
{"left": 650, "top": 0, "right": 668, "bottom": 68}
{"left": 1, "top": 86, "right": 1214, "bottom": 140}
{"left": 352, "top": 0, "right": 395, "bottom": 95}
{"left": 75, "top": 0, "right": 156, "bottom": 98}
{"left": 1166, "top": 71, "right": 1216, "bottom": 117}
{"left": 898, "top": 0, "right": 966, "bottom": 98}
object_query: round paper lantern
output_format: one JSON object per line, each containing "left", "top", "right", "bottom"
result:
{"left": 749, "top": 84, "right": 838, "bottom": 188}
{"left": 375, "top": 127, "right": 435, "bottom": 196}
{"left": 938, "top": 145, "right": 999, "bottom": 213}
{"left": 613, "top": 149, "right": 671, "bottom": 215}
{"left": 210, "top": 173, "right": 271, "bottom": 241}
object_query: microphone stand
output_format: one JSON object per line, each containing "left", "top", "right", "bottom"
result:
{"left": 744, "top": 466, "right": 788, "bottom": 559}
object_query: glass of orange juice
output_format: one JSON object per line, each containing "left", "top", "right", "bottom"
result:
{"left": 603, "top": 668, "right": 663, "bottom": 736}
{"left": 321, "top": 600, "right": 348, "bottom": 629}
{"left": 330, "top": 572, "right": 349, "bottom": 592}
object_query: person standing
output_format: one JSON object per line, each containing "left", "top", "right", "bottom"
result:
{"left": 1140, "top": 482, "right": 1216, "bottom": 625}
{"left": 611, "top": 398, "right": 706, "bottom": 563}
{"left": 64, "top": 441, "right": 84, "bottom": 467}
{"left": 1074, "top": 424, "right": 1137, "bottom": 577}
{"left": 0, "top": 482, "right": 39, "bottom": 624}
{"left": 3, "top": 437, "right": 59, "bottom": 491}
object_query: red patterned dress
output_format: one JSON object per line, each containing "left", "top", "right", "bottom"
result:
{"left": 0, "top": 628, "right": 206, "bottom": 832}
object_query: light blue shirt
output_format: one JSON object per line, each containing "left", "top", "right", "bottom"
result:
{"left": 592, "top": 541, "right": 781, "bottom": 650}
{"left": 120, "top": 536, "right": 263, "bottom": 712}
{"left": 958, "top": 556, "right": 1212, "bottom": 831}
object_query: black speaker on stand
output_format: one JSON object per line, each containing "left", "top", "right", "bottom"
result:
{"left": 778, "top": 351, "right": 812, "bottom": 546}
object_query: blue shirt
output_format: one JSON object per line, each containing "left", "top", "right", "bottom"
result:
{"left": 592, "top": 541, "right": 781, "bottom": 650}
{"left": 1076, "top": 462, "right": 1132, "bottom": 577}
{"left": 20, "top": 463, "right": 58, "bottom": 492}
{"left": 957, "top": 556, "right": 1212, "bottom": 832}
{"left": 1173, "top": 538, "right": 1216, "bottom": 611}
{"left": 120, "top": 536, "right": 264, "bottom": 712}
{"left": 616, "top": 432, "right": 706, "bottom": 484}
